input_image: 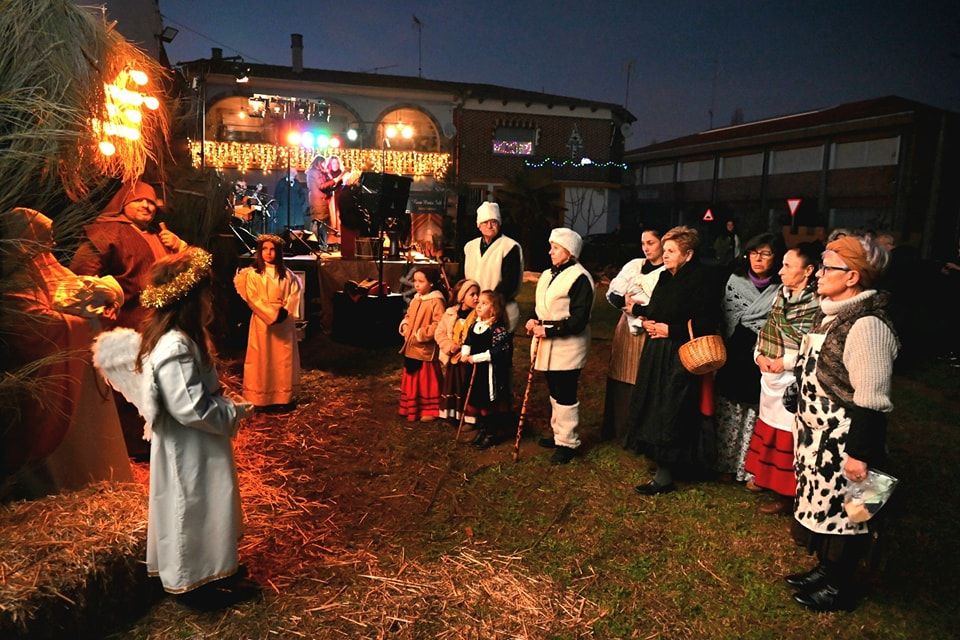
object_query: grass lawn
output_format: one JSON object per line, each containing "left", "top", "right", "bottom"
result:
{"left": 103, "top": 280, "right": 958, "bottom": 639}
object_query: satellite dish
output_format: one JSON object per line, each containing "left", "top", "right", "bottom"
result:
{"left": 620, "top": 122, "right": 633, "bottom": 137}
{"left": 442, "top": 122, "right": 457, "bottom": 138}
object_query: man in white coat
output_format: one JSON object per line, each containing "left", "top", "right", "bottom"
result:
{"left": 463, "top": 201, "right": 523, "bottom": 332}
{"left": 526, "top": 228, "right": 594, "bottom": 464}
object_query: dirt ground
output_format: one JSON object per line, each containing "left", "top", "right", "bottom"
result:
{"left": 97, "top": 284, "right": 960, "bottom": 639}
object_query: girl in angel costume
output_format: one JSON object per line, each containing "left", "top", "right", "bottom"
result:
{"left": 93, "top": 248, "right": 258, "bottom": 608}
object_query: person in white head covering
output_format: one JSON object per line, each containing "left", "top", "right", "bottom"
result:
{"left": 525, "top": 227, "right": 594, "bottom": 464}
{"left": 463, "top": 201, "right": 523, "bottom": 331}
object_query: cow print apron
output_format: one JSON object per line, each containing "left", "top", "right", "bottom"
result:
{"left": 793, "top": 331, "right": 868, "bottom": 536}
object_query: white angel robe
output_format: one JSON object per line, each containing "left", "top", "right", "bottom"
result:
{"left": 93, "top": 328, "right": 245, "bottom": 593}
{"left": 235, "top": 265, "right": 302, "bottom": 406}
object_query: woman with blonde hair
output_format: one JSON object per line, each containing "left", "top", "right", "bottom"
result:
{"left": 624, "top": 226, "right": 721, "bottom": 494}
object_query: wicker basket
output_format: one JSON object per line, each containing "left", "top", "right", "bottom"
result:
{"left": 678, "top": 319, "right": 726, "bottom": 375}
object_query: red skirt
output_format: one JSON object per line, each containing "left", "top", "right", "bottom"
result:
{"left": 743, "top": 418, "right": 796, "bottom": 497}
{"left": 399, "top": 360, "right": 442, "bottom": 421}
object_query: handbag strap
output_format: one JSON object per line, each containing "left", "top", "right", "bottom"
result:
{"left": 687, "top": 318, "right": 695, "bottom": 340}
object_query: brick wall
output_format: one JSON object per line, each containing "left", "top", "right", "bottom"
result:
{"left": 457, "top": 109, "right": 618, "bottom": 183}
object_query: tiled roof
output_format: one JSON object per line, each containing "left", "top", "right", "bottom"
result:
{"left": 178, "top": 58, "right": 636, "bottom": 123}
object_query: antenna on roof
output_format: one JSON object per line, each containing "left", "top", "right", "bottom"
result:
{"left": 624, "top": 59, "right": 635, "bottom": 108}
{"left": 413, "top": 15, "right": 423, "bottom": 78}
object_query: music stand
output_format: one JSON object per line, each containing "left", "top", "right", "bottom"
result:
{"left": 360, "top": 172, "right": 412, "bottom": 297}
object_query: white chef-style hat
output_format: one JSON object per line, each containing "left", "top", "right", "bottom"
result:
{"left": 548, "top": 227, "right": 583, "bottom": 259}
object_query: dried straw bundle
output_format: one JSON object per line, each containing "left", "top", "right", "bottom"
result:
{"left": 0, "top": 481, "right": 147, "bottom": 636}
{"left": 0, "top": 0, "right": 170, "bottom": 216}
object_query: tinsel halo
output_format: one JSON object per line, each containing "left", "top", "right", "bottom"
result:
{"left": 140, "top": 249, "right": 212, "bottom": 309}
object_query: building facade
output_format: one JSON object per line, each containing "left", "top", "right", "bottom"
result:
{"left": 625, "top": 96, "right": 960, "bottom": 260}
{"left": 175, "top": 35, "right": 634, "bottom": 253}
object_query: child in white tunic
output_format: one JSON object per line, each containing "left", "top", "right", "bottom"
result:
{"left": 94, "top": 249, "right": 258, "bottom": 608}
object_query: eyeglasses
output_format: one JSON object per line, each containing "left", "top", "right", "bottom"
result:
{"left": 748, "top": 250, "right": 774, "bottom": 259}
{"left": 817, "top": 264, "right": 852, "bottom": 274}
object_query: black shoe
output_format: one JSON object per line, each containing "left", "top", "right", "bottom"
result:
{"left": 784, "top": 564, "right": 829, "bottom": 591}
{"left": 792, "top": 584, "right": 855, "bottom": 612}
{"left": 550, "top": 446, "right": 577, "bottom": 464}
{"left": 470, "top": 429, "right": 487, "bottom": 446}
{"left": 538, "top": 437, "right": 556, "bottom": 449}
{"left": 634, "top": 481, "right": 676, "bottom": 496}
{"left": 177, "top": 578, "right": 261, "bottom": 611}
{"left": 473, "top": 433, "right": 500, "bottom": 449}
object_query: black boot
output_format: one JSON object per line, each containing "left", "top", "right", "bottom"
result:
{"left": 550, "top": 446, "right": 577, "bottom": 465}
{"left": 474, "top": 431, "right": 500, "bottom": 449}
{"left": 470, "top": 428, "right": 487, "bottom": 446}
{"left": 784, "top": 563, "right": 829, "bottom": 591}
{"left": 792, "top": 583, "right": 855, "bottom": 612}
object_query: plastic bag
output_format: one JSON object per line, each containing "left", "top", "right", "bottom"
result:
{"left": 844, "top": 469, "right": 899, "bottom": 523}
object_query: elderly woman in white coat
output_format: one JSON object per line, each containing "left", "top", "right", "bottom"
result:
{"left": 526, "top": 228, "right": 594, "bottom": 464}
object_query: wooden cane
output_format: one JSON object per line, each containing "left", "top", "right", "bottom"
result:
{"left": 455, "top": 363, "right": 479, "bottom": 443}
{"left": 513, "top": 334, "right": 542, "bottom": 461}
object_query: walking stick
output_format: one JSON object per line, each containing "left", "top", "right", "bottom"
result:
{"left": 513, "top": 334, "right": 542, "bottom": 462}
{"left": 455, "top": 363, "right": 478, "bottom": 443}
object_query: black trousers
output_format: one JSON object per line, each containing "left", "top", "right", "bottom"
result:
{"left": 544, "top": 369, "right": 581, "bottom": 405}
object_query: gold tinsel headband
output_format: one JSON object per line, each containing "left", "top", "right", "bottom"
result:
{"left": 140, "top": 249, "right": 213, "bottom": 309}
{"left": 256, "top": 233, "right": 285, "bottom": 248}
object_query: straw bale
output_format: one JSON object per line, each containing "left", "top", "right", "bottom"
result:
{"left": 0, "top": 481, "right": 147, "bottom": 636}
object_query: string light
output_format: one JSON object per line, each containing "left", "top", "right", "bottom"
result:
{"left": 188, "top": 140, "right": 452, "bottom": 179}
{"left": 524, "top": 157, "right": 628, "bottom": 170}
{"left": 92, "top": 68, "right": 161, "bottom": 161}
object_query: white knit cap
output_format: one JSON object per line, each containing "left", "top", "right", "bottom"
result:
{"left": 476, "top": 201, "right": 501, "bottom": 226}
{"left": 549, "top": 227, "right": 583, "bottom": 259}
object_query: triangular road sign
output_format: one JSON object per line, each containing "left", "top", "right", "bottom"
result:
{"left": 787, "top": 198, "right": 802, "bottom": 216}
{"left": 703, "top": 208, "right": 714, "bottom": 222}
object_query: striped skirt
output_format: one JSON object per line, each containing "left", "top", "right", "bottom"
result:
{"left": 743, "top": 418, "right": 796, "bottom": 497}
{"left": 399, "top": 360, "right": 442, "bottom": 421}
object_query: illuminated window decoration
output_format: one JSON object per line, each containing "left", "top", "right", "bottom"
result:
{"left": 90, "top": 68, "right": 163, "bottom": 178}
{"left": 493, "top": 125, "right": 536, "bottom": 156}
{"left": 189, "top": 140, "right": 452, "bottom": 179}
{"left": 493, "top": 140, "right": 534, "bottom": 155}
{"left": 524, "top": 157, "right": 628, "bottom": 170}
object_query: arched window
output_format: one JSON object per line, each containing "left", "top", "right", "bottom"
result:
{"left": 376, "top": 107, "right": 439, "bottom": 151}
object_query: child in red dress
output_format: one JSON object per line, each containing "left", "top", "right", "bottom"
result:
{"left": 398, "top": 267, "right": 448, "bottom": 421}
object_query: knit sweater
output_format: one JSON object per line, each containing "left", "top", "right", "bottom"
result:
{"left": 818, "top": 290, "right": 899, "bottom": 412}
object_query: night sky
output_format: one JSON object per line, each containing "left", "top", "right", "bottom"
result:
{"left": 159, "top": 0, "right": 960, "bottom": 148}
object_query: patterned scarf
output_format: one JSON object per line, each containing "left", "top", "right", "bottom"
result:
{"left": 756, "top": 285, "right": 819, "bottom": 358}
{"left": 721, "top": 274, "right": 779, "bottom": 338}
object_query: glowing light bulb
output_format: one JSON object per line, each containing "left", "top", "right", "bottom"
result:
{"left": 385, "top": 124, "right": 397, "bottom": 139}
{"left": 98, "top": 140, "right": 116, "bottom": 156}
{"left": 238, "top": 109, "right": 246, "bottom": 120}
{"left": 142, "top": 96, "right": 160, "bottom": 110}
{"left": 129, "top": 70, "right": 148, "bottom": 86}
{"left": 329, "top": 136, "right": 341, "bottom": 148}
{"left": 300, "top": 131, "right": 314, "bottom": 147}
{"left": 287, "top": 131, "right": 301, "bottom": 146}
{"left": 124, "top": 109, "right": 142, "bottom": 124}
{"left": 346, "top": 128, "right": 358, "bottom": 142}
{"left": 401, "top": 125, "right": 414, "bottom": 139}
